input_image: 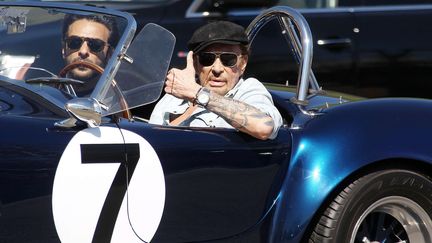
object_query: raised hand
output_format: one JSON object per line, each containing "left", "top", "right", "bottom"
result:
{"left": 164, "top": 51, "right": 201, "bottom": 101}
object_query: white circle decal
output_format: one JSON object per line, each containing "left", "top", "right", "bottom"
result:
{"left": 52, "top": 127, "right": 165, "bottom": 243}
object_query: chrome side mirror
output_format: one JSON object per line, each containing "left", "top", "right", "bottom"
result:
{"left": 55, "top": 98, "right": 103, "bottom": 128}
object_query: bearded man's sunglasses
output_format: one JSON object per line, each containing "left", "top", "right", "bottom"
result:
{"left": 65, "top": 36, "right": 108, "bottom": 53}
{"left": 197, "top": 52, "right": 242, "bottom": 67}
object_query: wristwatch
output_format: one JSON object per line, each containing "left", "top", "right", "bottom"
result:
{"left": 195, "top": 87, "right": 211, "bottom": 107}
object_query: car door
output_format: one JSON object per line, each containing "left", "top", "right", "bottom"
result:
{"left": 0, "top": 83, "right": 75, "bottom": 242}
{"left": 121, "top": 122, "right": 292, "bottom": 242}
{"left": 350, "top": 0, "right": 432, "bottom": 97}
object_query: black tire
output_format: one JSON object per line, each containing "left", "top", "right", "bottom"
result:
{"left": 309, "top": 169, "right": 432, "bottom": 243}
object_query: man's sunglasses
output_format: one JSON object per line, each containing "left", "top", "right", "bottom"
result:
{"left": 197, "top": 52, "right": 241, "bottom": 67}
{"left": 65, "top": 36, "right": 108, "bottom": 53}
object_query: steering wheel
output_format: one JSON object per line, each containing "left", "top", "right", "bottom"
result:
{"left": 59, "top": 61, "right": 132, "bottom": 120}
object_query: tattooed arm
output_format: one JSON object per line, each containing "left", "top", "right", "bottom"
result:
{"left": 206, "top": 91, "right": 275, "bottom": 140}
{"left": 163, "top": 51, "right": 280, "bottom": 139}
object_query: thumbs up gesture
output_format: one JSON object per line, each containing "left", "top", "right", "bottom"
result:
{"left": 164, "top": 51, "right": 201, "bottom": 101}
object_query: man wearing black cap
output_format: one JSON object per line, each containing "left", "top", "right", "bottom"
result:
{"left": 149, "top": 21, "right": 282, "bottom": 140}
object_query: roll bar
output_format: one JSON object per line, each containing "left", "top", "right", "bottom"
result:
{"left": 245, "top": 6, "right": 321, "bottom": 105}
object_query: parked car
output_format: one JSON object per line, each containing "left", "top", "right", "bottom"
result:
{"left": 1, "top": 2, "right": 432, "bottom": 243}
{"left": 38, "top": 0, "right": 432, "bottom": 98}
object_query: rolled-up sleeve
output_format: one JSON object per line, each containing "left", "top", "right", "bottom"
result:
{"left": 231, "top": 78, "right": 283, "bottom": 139}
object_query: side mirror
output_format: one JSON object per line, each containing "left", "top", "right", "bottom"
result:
{"left": 55, "top": 98, "right": 103, "bottom": 128}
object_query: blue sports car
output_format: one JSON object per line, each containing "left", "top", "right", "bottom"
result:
{"left": 0, "top": 2, "right": 431, "bottom": 243}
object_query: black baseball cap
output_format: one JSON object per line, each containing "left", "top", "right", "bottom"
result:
{"left": 187, "top": 21, "right": 249, "bottom": 53}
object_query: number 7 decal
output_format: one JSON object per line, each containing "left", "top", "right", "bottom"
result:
{"left": 81, "top": 143, "right": 139, "bottom": 242}
{"left": 53, "top": 127, "right": 165, "bottom": 243}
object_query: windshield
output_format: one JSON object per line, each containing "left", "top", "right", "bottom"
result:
{"left": 0, "top": 3, "right": 174, "bottom": 117}
{"left": 97, "top": 23, "right": 175, "bottom": 116}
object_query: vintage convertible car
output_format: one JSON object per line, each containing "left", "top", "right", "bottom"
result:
{"left": 1, "top": 2, "right": 432, "bottom": 243}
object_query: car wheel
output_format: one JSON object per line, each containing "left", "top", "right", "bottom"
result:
{"left": 309, "top": 169, "right": 432, "bottom": 243}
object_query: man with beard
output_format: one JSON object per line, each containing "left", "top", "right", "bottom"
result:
{"left": 61, "top": 14, "right": 119, "bottom": 96}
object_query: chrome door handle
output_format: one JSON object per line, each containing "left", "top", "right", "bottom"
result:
{"left": 317, "top": 38, "right": 352, "bottom": 47}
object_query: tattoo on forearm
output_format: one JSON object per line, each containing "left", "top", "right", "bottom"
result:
{"left": 208, "top": 93, "right": 274, "bottom": 130}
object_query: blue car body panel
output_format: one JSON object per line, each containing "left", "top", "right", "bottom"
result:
{"left": 3, "top": 77, "right": 432, "bottom": 242}
{"left": 1, "top": 2, "right": 432, "bottom": 242}
{"left": 269, "top": 96, "right": 432, "bottom": 242}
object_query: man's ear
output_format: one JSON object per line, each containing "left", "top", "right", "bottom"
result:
{"left": 240, "top": 55, "right": 248, "bottom": 74}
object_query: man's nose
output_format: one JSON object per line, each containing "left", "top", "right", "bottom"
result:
{"left": 78, "top": 41, "right": 90, "bottom": 58}
{"left": 211, "top": 57, "right": 224, "bottom": 74}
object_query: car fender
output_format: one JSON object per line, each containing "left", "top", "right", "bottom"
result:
{"left": 269, "top": 98, "right": 432, "bottom": 242}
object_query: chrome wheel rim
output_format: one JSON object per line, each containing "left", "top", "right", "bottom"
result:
{"left": 350, "top": 196, "right": 432, "bottom": 243}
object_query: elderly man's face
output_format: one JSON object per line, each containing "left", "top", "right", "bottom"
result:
{"left": 195, "top": 43, "right": 247, "bottom": 96}
{"left": 63, "top": 19, "right": 110, "bottom": 81}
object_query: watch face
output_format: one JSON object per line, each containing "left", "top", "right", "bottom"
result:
{"left": 198, "top": 92, "right": 209, "bottom": 104}
{"left": 197, "top": 88, "right": 210, "bottom": 106}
